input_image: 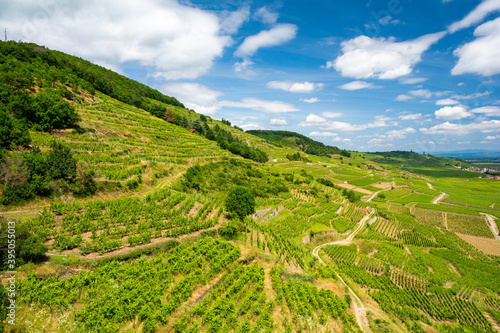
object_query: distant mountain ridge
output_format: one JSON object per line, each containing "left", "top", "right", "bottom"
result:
{"left": 430, "top": 149, "right": 500, "bottom": 160}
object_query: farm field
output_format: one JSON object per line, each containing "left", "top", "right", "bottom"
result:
{"left": 2, "top": 41, "right": 500, "bottom": 333}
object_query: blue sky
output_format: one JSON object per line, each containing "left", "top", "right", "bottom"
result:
{"left": 1, "top": 0, "right": 500, "bottom": 152}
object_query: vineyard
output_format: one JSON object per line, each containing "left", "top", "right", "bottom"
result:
{"left": 24, "top": 188, "right": 223, "bottom": 256}
{"left": 3, "top": 40, "right": 500, "bottom": 333}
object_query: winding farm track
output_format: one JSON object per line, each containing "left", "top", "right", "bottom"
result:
{"left": 432, "top": 192, "right": 447, "bottom": 204}
{"left": 481, "top": 213, "right": 500, "bottom": 242}
{"left": 312, "top": 208, "right": 375, "bottom": 332}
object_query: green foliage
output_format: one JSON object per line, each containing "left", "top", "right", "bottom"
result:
{"left": 0, "top": 221, "right": 48, "bottom": 269}
{"left": 225, "top": 186, "right": 255, "bottom": 220}
{"left": 247, "top": 130, "right": 345, "bottom": 158}
{"left": 47, "top": 140, "right": 77, "bottom": 180}
{"left": 0, "top": 108, "right": 31, "bottom": 149}
{"left": 31, "top": 89, "right": 81, "bottom": 131}
{"left": 342, "top": 188, "right": 360, "bottom": 202}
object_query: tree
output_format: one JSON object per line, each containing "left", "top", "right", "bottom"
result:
{"left": 164, "top": 108, "right": 176, "bottom": 123}
{"left": 0, "top": 221, "right": 48, "bottom": 269}
{"left": 0, "top": 109, "right": 31, "bottom": 149}
{"left": 180, "top": 115, "right": 190, "bottom": 128}
{"left": 47, "top": 141, "right": 77, "bottom": 180}
{"left": 225, "top": 186, "right": 255, "bottom": 220}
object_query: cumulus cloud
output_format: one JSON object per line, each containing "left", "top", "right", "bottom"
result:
{"left": 325, "top": 32, "right": 446, "bottom": 79}
{"left": 220, "top": 98, "right": 300, "bottom": 113}
{"left": 0, "top": 0, "right": 236, "bottom": 80}
{"left": 395, "top": 94, "right": 414, "bottom": 101}
{"left": 270, "top": 118, "right": 288, "bottom": 126}
{"left": 301, "top": 98, "right": 320, "bottom": 103}
{"left": 368, "top": 127, "right": 416, "bottom": 144}
{"left": 435, "top": 98, "right": 460, "bottom": 105}
{"left": 399, "top": 113, "right": 422, "bottom": 120}
{"left": 299, "top": 114, "right": 396, "bottom": 131}
{"left": 471, "top": 106, "right": 500, "bottom": 116}
{"left": 332, "top": 136, "right": 352, "bottom": 143}
{"left": 220, "top": 6, "right": 250, "bottom": 34}
{"left": 409, "top": 89, "right": 450, "bottom": 99}
{"left": 162, "top": 83, "right": 223, "bottom": 115}
{"left": 399, "top": 77, "right": 428, "bottom": 84}
{"left": 338, "top": 81, "right": 380, "bottom": 90}
{"left": 234, "top": 24, "right": 298, "bottom": 57}
{"left": 435, "top": 105, "right": 473, "bottom": 120}
{"left": 322, "top": 112, "right": 343, "bottom": 118}
{"left": 485, "top": 135, "right": 500, "bottom": 139}
{"left": 452, "top": 17, "right": 500, "bottom": 76}
{"left": 448, "top": 0, "right": 500, "bottom": 33}
{"left": 267, "top": 81, "right": 324, "bottom": 93}
{"left": 420, "top": 120, "right": 500, "bottom": 134}
{"left": 309, "top": 131, "right": 338, "bottom": 137}
{"left": 253, "top": 6, "right": 279, "bottom": 24}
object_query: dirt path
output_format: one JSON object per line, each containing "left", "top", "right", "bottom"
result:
{"left": 481, "top": 213, "right": 500, "bottom": 242}
{"left": 426, "top": 182, "right": 434, "bottom": 190}
{"left": 312, "top": 209, "right": 375, "bottom": 332}
{"left": 366, "top": 191, "right": 380, "bottom": 202}
{"left": 432, "top": 192, "right": 447, "bottom": 204}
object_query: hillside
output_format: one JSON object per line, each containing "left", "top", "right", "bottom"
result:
{"left": 1, "top": 42, "right": 500, "bottom": 333}
{"left": 247, "top": 130, "right": 350, "bottom": 158}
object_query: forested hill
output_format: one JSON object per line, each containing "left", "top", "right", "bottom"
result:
{"left": 247, "top": 130, "right": 350, "bottom": 157}
{"left": 0, "top": 41, "right": 184, "bottom": 116}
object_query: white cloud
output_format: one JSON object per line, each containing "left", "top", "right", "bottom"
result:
{"left": 301, "top": 98, "right": 320, "bottom": 103}
{"left": 399, "top": 113, "right": 422, "bottom": 120}
{"left": 270, "top": 118, "right": 288, "bottom": 126}
{"left": 326, "top": 32, "right": 446, "bottom": 79}
{"left": 220, "top": 98, "right": 300, "bottom": 113}
{"left": 162, "top": 83, "right": 223, "bottom": 115}
{"left": 448, "top": 0, "right": 500, "bottom": 33}
{"left": 409, "top": 89, "right": 434, "bottom": 98}
{"left": 399, "top": 77, "right": 428, "bottom": 84}
{"left": 395, "top": 94, "right": 414, "bottom": 101}
{"left": 240, "top": 123, "right": 266, "bottom": 131}
{"left": 485, "top": 135, "right": 500, "bottom": 139}
{"left": 309, "top": 131, "right": 338, "bottom": 137}
{"left": 420, "top": 120, "right": 500, "bottom": 134}
{"left": 471, "top": 106, "right": 500, "bottom": 116}
{"left": 234, "top": 23, "right": 298, "bottom": 57}
{"left": 451, "top": 91, "right": 491, "bottom": 100}
{"left": 435, "top": 98, "right": 460, "bottom": 105}
{"left": 386, "top": 127, "right": 417, "bottom": 139}
{"left": 303, "top": 114, "right": 327, "bottom": 124}
{"left": 332, "top": 136, "right": 352, "bottom": 142}
{"left": 367, "top": 127, "right": 416, "bottom": 144}
{"left": 233, "top": 59, "right": 256, "bottom": 77}
{"left": 299, "top": 114, "right": 395, "bottom": 132}
{"left": 253, "top": 6, "right": 279, "bottom": 24}
{"left": 338, "top": 81, "right": 380, "bottom": 90}
{"left": 0, "top": 0, "right": 235, "bottom": 80}
{"left": 435, "top": 105, "right": 473, "bottom": 120}
{"left": 409, "top": 89, "right": 450, "bottom": 99}
{"left": 267, "top": 81, "right": 324, "bottom": 93}
{"left": 220, "top": 7, "right": 250, "bottom": 34}
{"left": 452, "top": 18, "right": 500, "bottom": 76}
{"left": 321, "top": 112, "right": 343, "bottom": 118}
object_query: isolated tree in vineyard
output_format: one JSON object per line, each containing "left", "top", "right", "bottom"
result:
{"left": 225, "top": 186, "right": 255, "bottom": 220}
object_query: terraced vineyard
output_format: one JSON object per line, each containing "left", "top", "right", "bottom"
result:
{"left": 2, "top": 41, "right": 500, "bottom": 333}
